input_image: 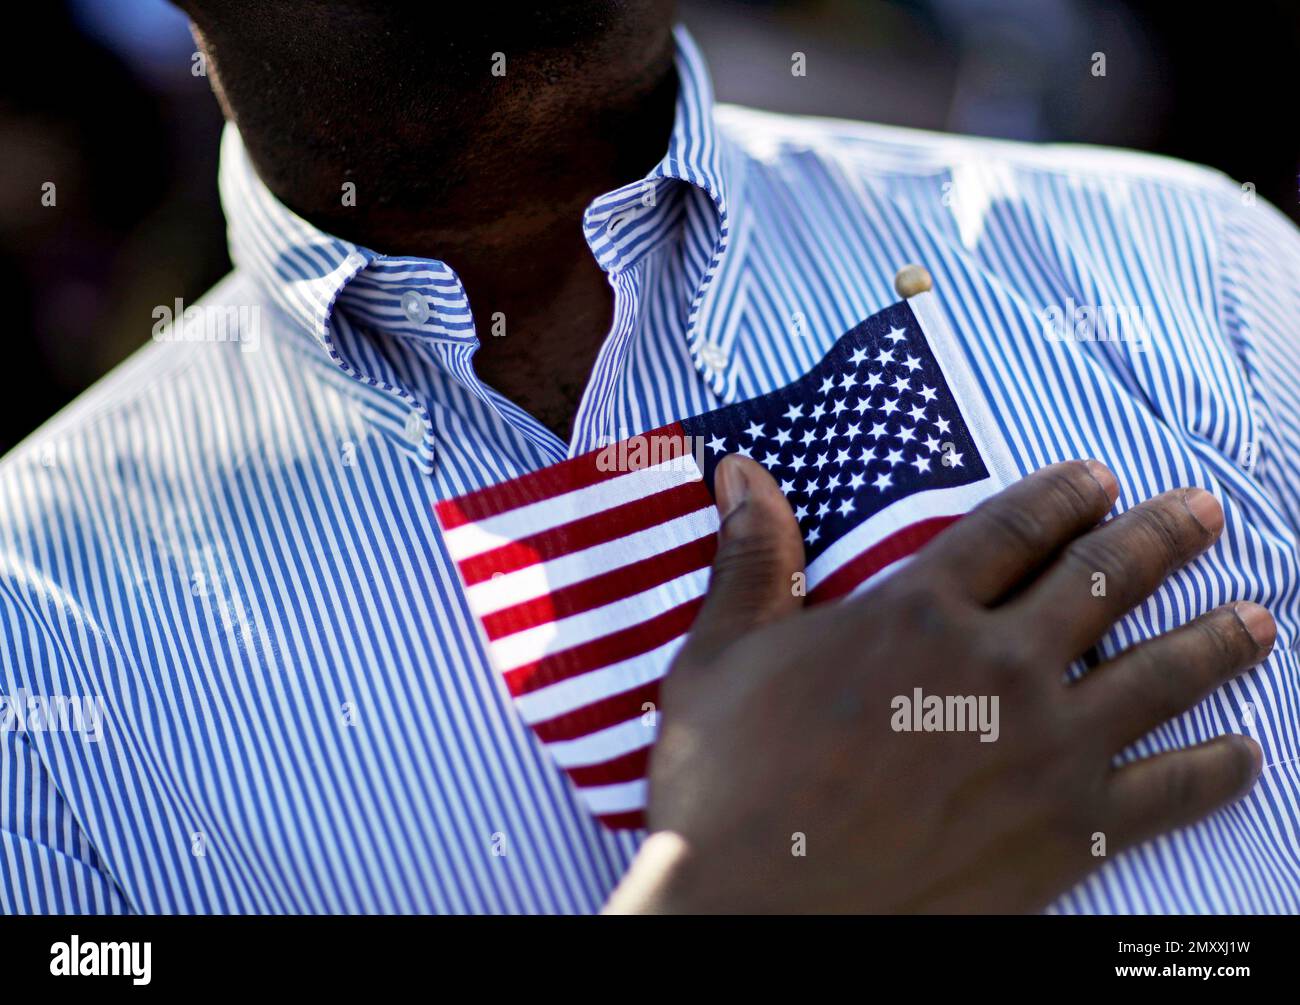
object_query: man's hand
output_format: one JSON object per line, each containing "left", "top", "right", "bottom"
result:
{"left": 606, "top": 457, "right": 1273, "bottom": 913}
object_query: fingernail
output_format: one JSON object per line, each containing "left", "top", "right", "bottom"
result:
{"left": 1183, "top": 488, "right": 1224, "bottom": 535}
{"left": 1084, "top": 459, "right": 1119, "bottom": 504}
{"left": 1234, "top": 602, "right": 1277, "bottom": 652}
{"left": 715, "top": 457, "right": 750, "bottom": 524}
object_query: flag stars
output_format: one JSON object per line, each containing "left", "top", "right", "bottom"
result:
{"left": 744, "top": 421, "right": 766, "bottom": 441}
{"left": 819, "top": 376, "right": 836, "bottom": 395}
{"left": 911, "top": 455, "right": 932, "bottom": 474}
{"left": 706, "top": 435, "right": 727, "bottom": 453}
{"left": 902, "top": 354, "right": 922, "bottom": 372}
{"left": 885, "top": 326, "right": 908, "bottom": 344}
{"left": 891, "top": 375, "right": 911, "bottom": 394}
{"left": 873, "top": 471, "right": 893, "bottom": 490}
{"left": 837, "top": 497, "right": 856, "bottom": 517}
{"left": 875, "top": 348, "right": 895, "bottom": 366}
{"left": 849, "top": 346, "right": 870, "bottom": 366}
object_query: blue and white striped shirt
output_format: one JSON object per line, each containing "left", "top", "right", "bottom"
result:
{"left": 4, "top": 27, "right": 1300, "bottom": 913}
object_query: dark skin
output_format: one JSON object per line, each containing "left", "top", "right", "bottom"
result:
{"left": 184, "top": 0, "right": 678, "bottom": 439}
{"left": 180, "top": 2, "right": 1273, "bottom": 912}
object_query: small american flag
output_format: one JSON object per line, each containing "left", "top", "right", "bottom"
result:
{"left": 435, "top": 294, "right": 1014, "bottom": 828}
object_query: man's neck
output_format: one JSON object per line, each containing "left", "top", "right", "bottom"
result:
{"left": 217, "top": 20, "right": 679, "bottom": 438}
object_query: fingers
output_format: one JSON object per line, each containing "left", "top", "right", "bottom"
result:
{"left": 909, "top": 460, "right": 1118, "bottom": 605}
{"left": 1079, "top": 602, "right": 1275, "bottom": 750}
{"left": 1107, "top": 735, "right": 1262, "bottom": 850}
{"left": 1004, "top": 487, "right": 1223, "bottom": 659}
{"left": 679, "top": 454, "right": 807, "bottom": 668}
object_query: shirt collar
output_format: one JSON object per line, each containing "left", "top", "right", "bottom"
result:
{"left": 218, "top": 24, "right": 742, "bottom": 425}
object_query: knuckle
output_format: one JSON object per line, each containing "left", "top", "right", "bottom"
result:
{"left": 1129, "top": 498, "right": 1196, "bottom": 563}
{"left": 1041, "top": 462, "right": 1108, "bottom": 522}
{"left": 880, "top": 580, "right": 954, "bottom": 636}
{"left": 1063, "top": 532, "right": 1128, "bottom": 582}
{"left": 1161, "top": 758, "right": 1202, "bottom": 810}
{"left": 974, "top": 497, "right": 1054, "bottom": 555}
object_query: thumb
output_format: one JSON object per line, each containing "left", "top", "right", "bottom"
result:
{"left": 681, "top": 454, "right": 807, "bottom": 666}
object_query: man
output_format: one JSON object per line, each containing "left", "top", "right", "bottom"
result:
{"left": 0, "top": 2, "right": 1295, "bottom": 912}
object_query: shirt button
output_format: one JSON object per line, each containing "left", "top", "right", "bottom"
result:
{"left": 400, "top": 290, "right": 430, "bottom": 324}
{"left": 701, "top": 341, "right": 727, "bottom": 371}
{"left": 404, "top": 410, "right": 425, "bottom": 444}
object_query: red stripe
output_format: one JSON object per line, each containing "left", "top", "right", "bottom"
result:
{"left": 458, "top": 479, "right": 713, "bottom": 585}
{"left": 435, "top": 421, "right": 688, "bottom": 530}
{"left": 565, "top": 745, "right": 651, "bottom": 788}
{"left": 807, "top": 514, "right": 963, "bottom": 604}
{"left": 481, "top": 534, "right": 717, "bottom": 640}
{"left": 596, "top": 810, "right": 646, "bottom": 830}
{"left": 531, "top": 680, "right": 661, "bottom": 743}
{"left": 503, "top": 598, "right": 702, "bottom": 696}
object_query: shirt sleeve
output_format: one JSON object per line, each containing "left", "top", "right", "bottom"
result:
{"left": 0, "top": 725, "right": 129, "bottom": 913}
{"left": 1214, "top": 183, "right": 1300, "bottom": 527}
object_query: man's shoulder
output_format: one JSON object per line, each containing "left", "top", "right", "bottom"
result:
{"left": 716, "top": 103, "right": 1242, "bottom": 207}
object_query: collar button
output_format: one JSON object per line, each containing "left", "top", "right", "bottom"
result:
{"left": 701, "top": 341, "right": 727, "bottom": 371}
{"left": 400, "top": 290, "right": 431, "bottom": 324}
{"left": 404, "top": 409, "right": 425, "bottom": 444}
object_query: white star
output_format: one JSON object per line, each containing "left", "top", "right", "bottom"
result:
{"left": 794, "top": 504, "right": 809, "bottom": 521}
{"left": 880, "top": 398, "right": 900, "bottom": 416}
{"left": 838, "top": 371, "right": 857, "bottom": 390}
{"left": 923, "top": 436, "right": 941, "bottom": 453}
{"left": 885, "top": 326, "right": 908, "bottom": 344}
{"left": 843, "top": 421, "right": 863, "bottom": 440}
{"left": 864, "top": 372, "right": 884, "bottom": 390}
{"left": 762, "top": 451, "right": 782, "bottom": 467}
{"left": 780, "top": 478, "right": 796, "bottom": 494}
{"left": 837, "top": 497, "right": 856, "bottom": 517}
{"left": 774, "top": 427, "right": 792, "bottom": 446}
{"left": 849, "top": 346, "right": 870, "bottom": 366}
{"left": 848, "top": 471, "right": 866, "bottom": 490}
{"left": 852, "top": 397, "right": 872, "bottom": 415}
{"left": 885, "top": 448, "right": 904, "bottom": 466}
{"left": 783, "top": 403, "right": 804, "bottom": 423}
{"left": 911, "top": 455, "right": 932, "bottom": 474}
{"left": 891, "top": 375, "right": 911, "bottom": 394}
{"left": 706, "top": 435, "right": 727, "bottom": 453}
{"left": 806, "top": 526, "right": 821, "bottom": 544}
{"left": 734, "top": 444, "right": 752, "bottom": 458}
{"left": 875, "top": 349, "right": 894, "bottom": 366}
{"left": 813, "top": 452, "right": 832, "bottom": 471}
{"left": 919, "top": 385, "right": 937, "bottom": 402}
{"left": 935, "top": 417, "right": 952, "bottom": 434}
{"left": 908, "top": 404, "right": 927, "bottom": 423}
{"left": 903, "top": 354, "right": 921, "bottom": 372}
{"left": 831, "top": 399, "right": 848, "bottom": 417}
{"left": 819, "top": 376, "right": 836, "bottom": 395}
{"left": 944, "top": 449, "right": 964, "bottom": 469}
{"left": 869, "top": 421, "right": 888, "bottom": 439}
{"left": 789, "top": 453, "right": 808, "bottom": 472}
{"left": 800, "top": 428, "right": 818, "bottom": 447}
{"left": 835, "top": 448, "right": 852, "bottom": 465}
{"left": 827, "top": 472, "right": 842, "bottom": 489}
{"left": 859, "top": 445, "right": 879, "bottom": 464}
{"left": 873, "top": 471, "right": 893, "bottom": 490}
{"left": 809, "top": 402, "right": 827, "bottom": 422}
{"left": 744, "top": 421, "right": 766, "bottom": 440}
{"left": 898, "top": 426, "right": 917, "bottom": 443}
{"left": 817, "top": 500, "right": 832, "bottom": 519}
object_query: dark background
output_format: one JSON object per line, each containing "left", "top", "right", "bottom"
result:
{"left": 3, "top": 0, "right": 1297, "bottom": 455}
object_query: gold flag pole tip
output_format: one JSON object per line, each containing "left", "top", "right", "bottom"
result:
{"left": 893, "top": 264, "right": 933, "bottom": 298}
